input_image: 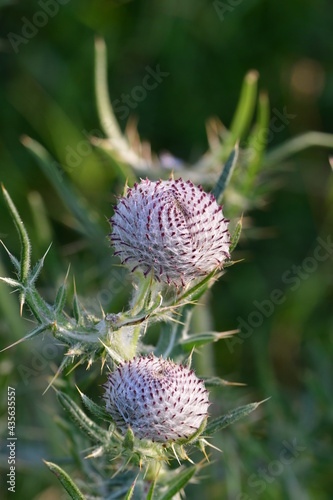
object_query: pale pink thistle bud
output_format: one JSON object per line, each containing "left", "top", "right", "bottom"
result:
{"left": 110, "top": 178, "right": 230, "bottom": 287}
{"left": 103, "top": 354, "right": 210, "bottom": 442}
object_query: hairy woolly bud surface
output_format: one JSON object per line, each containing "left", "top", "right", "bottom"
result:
{"left": 103, "top": 354, "right": 209, "bottom": 442}
{"left": 110, "top": 178, "right": 230, "bottom": 286}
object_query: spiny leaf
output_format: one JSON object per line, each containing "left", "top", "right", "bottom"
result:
{"left": 100, "top": 340, "right": 125, "bottom": 365}
{"left": 229, "top": 217, "right": 243, "bottom": 253}
{"left": 205, "top": 399, "right": 268, "bottom": 435}
{"left": 77, "top": 386, "right": 115, "bottom": 424}
{"left": 176, "top": 417, "right": 207, "bottom": 447}
{"left": 179, "top": 330, "right": 238, "bottom": 350}
{"left": 124, "top": 473, "right": 140, "bottom": 500}
{"left": 0, "top": 240, "right": 20, "bottom": 272}
{"left": 112, "top": 292, "right": 163, "bottom": 328}
{"left": 72, "top": 278, "right": 83, "bottom": 325}
{"left": 54, "top": 265, "right": 70, "bottom": 314}
{"left": 131, "top": 270, "right": 154, "bottom": 316}
{"left": 202, "top": 376, "right": 246, "bottom": 388}
{"left": 54, "top": 283, "right": 67, "bottom": 314}
{"left": 123, "top": 427, "right": 135, "bottom": 452}
{"left": 0, "top": 323, "right": 50, "bottom": 353}
{"left": 2, "top": 184, "right": 31, "bottom": 283}
{"left": 0, "top": 221, "right": 54, "bottom": 324}
{"left": 212, "top": 145, "right": 239, "bottom": 203}
{"left": 57, "top": 391, "right": 109, "bottom": 444}
{"left": 0, "top": 276, "right": 21, "bottom": 288}
{"left": 29, "top": 243, "right": 52, "bottom": 285}
{"left": 43, "top": 460, "right": 86, "bottom": 500}
{"left": 146, "top": 473, "right": 158, "bottom": 500}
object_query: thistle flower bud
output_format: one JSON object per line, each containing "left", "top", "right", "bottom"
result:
{"left": 103, "top": 354, "right": 209, "bottom": 442}
{"left": 110, "top": 178, "right": 230, "bottom": 287}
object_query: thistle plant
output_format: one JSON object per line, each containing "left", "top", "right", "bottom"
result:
{"left": 1, "top": 178, "right": 263, "bottom": 499}
{"left": 0, "top": 39, "right": 278, "bottom": 499}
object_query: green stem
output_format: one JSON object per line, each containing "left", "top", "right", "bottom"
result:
{"left": 94, "top": 38, "right": 126, "bottom": 146}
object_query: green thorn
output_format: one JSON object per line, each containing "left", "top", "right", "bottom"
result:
{"left": 0, "top": 240, "right": 20, "bottom": 272}
{"left": 0, "top": 323, "right": 50, "bottom": 353}
{"left": 183, "top": 347, "right": 194, "bottom": 369}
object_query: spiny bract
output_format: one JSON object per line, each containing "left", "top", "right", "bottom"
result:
{"left": 103, "top": 354, "right": 210, "bottom": 442}
{"left": 110, "top": 178, "right": 230, "bottom": 287}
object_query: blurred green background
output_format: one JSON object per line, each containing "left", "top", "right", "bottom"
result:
{"left": 1, "top": 1, "right": 333, "bottom": 499}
